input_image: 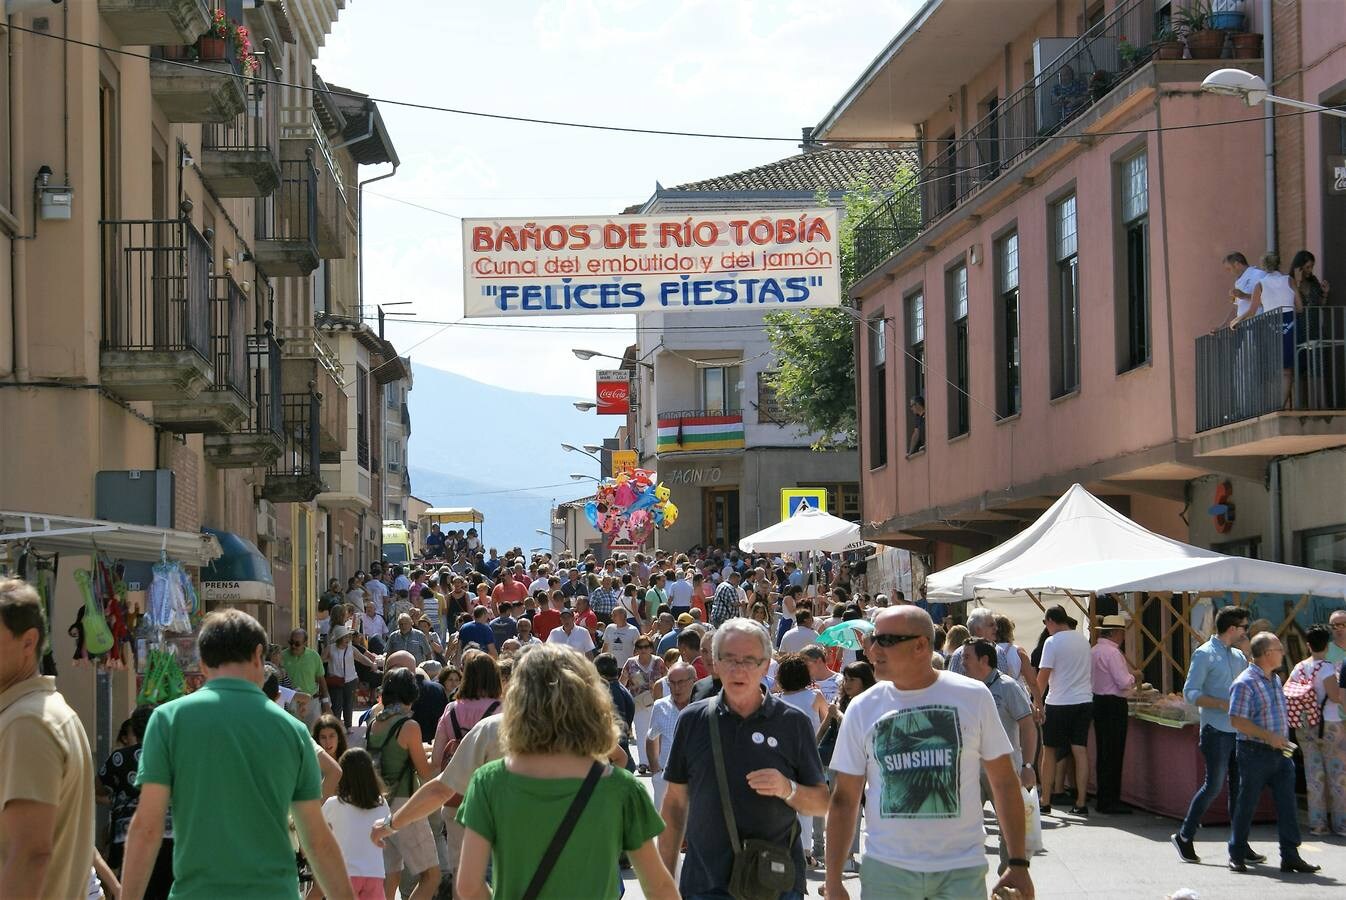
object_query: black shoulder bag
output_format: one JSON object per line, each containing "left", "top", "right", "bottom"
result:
{"left": 707, "top": 696, "right": 798, "bottom": 900}
{"left": 521, "top": 760, "right": 604, "bottom": 900}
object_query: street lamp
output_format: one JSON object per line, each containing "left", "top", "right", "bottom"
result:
{"left": 561, "top": 443, "right": 602, "bottom": 464}
{"left": 569, "top": 473, "right": 600, "bottom": 482}
{"left": 571, "top": 347, "right": 654, "bottom": 371}
{"left": 1201, "top": 68, "right": 1346, "bottom": 118}
{"left": 574, "top": 401, "right": 597, "bottom": 412}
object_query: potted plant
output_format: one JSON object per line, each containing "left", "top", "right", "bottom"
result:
{"left": 1175, "top": 1, "right": 1227, "bottom": 59}
{"left": 200, "top": 8, "right": 261, "bottom": 74}
{"left": 1231, "top": 30, "right": 1262, "bottom": 58}
{"left": 1210, "top": 0, "right": 1247, "bottom": 32}
{"left": 1118, "top": 36, "right": 1142, "bottom": 70}
{"left": 1153, "top": 26, "right": 1183, "bottom": 60}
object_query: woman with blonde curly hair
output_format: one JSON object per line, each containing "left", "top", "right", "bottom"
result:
{"left": 454, "top": 644, "right": 676, "bottom": 900}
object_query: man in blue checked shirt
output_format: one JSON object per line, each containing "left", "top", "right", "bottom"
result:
{"left": 1171, "top": 606, "right": 1249, "bottom": 864}
{"left": 1226, "top": 631, "right": 1321, "bottom": 874}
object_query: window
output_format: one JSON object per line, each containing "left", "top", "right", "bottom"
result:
{"left": 756, "top": 372, "right": 791, "bottom": 424}
{"left": 1050, "top": 194, "right": 1080, "bottom": 397}
{"left": 386, "top": 381, "right": 398, "bottom": 409}
{"left": 1120, "top": 152, "right": 1150, "bottom": 370}
{"left": 1215, "top": 537, "right": 1261, "bottom": 560}
{"left": 386, "top": 438, "right": 401, "bottom": 472}
{"left": 996, "top": 232, "right": 1021, "bottom": 418}
{"left": 868, "top": 316, "right": 888, "bottom": 468}
{"left": 356, "top": 364, "right": 369, "bottom": 468}
{"left": 1301, "top": 526, "right": 1346, "bottom": 574}
{"left": 905, "top": 292, "right": 926, "bottom": 454}
{"left": 947, "top": 264, "right": 970, "bottom": 437}
{"left": 701, "top": 365, "right": 741, "bottom": 413}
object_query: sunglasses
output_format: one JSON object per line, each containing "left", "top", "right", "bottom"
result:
{"left": 867, "top": 632, "right": 923, "bottom": 647}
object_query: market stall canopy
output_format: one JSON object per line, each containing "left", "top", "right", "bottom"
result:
{"left": 200, "top": 528, "right": 275, "bottom": 604}
{"left": 925, "top": 485, "right": 1346, "bottom": 601}
{"left": 424, "top": 507, "right": 484, "bottom": 524}
{"left": 739, "top": 506, "right": 861, "bottom": 554}
{"left": 0, "top": 510, "right": 221, "bottom": 566}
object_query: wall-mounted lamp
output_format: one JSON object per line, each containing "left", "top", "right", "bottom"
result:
{"left": 179, "top": 144, "right": 194, "bottom": 169}
{"left": 968, "top": 243, "right": 982, "bottom": 266}
{"left": 35, "top": 164, "right": 73, "bottom": 221}
{"left": 179, "top": 198, "right": 194, "bottom": 217}
{"left": 223, "top": 254, "right": 235, "bottom": 273}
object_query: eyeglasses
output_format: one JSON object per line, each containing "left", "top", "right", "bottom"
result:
{"left": 867, "top": 633, "right": 923, "bottom": 648}
{"left": 668, "top": 678, "right": 695, "bottom": 687}
{"left": 1331, "top": 622, "right": 1346, "bottom": 630}
{"left": 717, "top": 656, "right": 767, "bottom": 670}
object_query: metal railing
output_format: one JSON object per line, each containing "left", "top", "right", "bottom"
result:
{"left": 256, "top": 157, "right": 318, "bottom": 247}
{"left": 202, "top": 77, "right": 277, "bottom": 157}
{"left": 100, "top": 218, "right": 211, "bottom": 361}
{"left": 245, "top": 325, "right": 284, "bottom": 438}
{"left": 1196, "top": 308, "right": 1346, "bottom": 431}
{"left": 656, "top": 409, "right": 744, "bottom": 419}
{"left": 274, "top": 323, "right": 344, "bottom": 378}
{"left": 853, "top": 0, "right": 1158, "bottom": 279}
{"left": 357, "top": 436, "right": 370, "bottom": 469}
{"left": 270, "top": 391, "right": 321, "bottom": 478}
{"left": 207, "top": 276, "right": 247, "bottom": 399}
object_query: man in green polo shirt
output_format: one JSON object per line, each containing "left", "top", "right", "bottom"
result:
{"left": 119, "top": 609, "right": 352, "bottom": 900}
{"left": 282, "top": 627, "right": 330, "bottom": 728}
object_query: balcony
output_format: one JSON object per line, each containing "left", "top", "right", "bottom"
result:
{"left": 281, "top": 138, "right": 348, "bottom": 258}
{"left": 153, "top": 276, "right": 251, "bottom": 432}
{"left": 276, "top": 326, "right": 347, "bottom": 452}
{"left": 99, "top": 0, "right": 211, "bottom": 46}
{"left": 656, "top": 410, "right": 745, "bottom": 454}
{"left": 260, "top": 391, "right": 325, "bottom": 503}
{"left": 854, "top": 0, "right": 1165, "bottom": 280}
{"left": 254, "top": 158, "right": 319, "bottom": 276}
{"left": 1194, "top": 308, "right": 1346, "bottom": 458}
{"left": 100, "top": 219, "right": 213, "bottom": 402}
{"left": 205, "top": 326, "right": 285, "bottom": 468}
{"left": 150, "top": 38, "right": 246, "bottom": 124}
{"left": 199, "top": 79, "right": 281, "bottom": 197}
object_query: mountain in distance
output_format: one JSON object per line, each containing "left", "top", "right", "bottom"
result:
{"left": 406, "top": 364, "right": 612, "bottom": 550}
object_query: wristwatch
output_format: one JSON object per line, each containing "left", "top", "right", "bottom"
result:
{"left": 785, "top": 779, "right": 799, "bottom": 802}
{"left": 379, "top": 816, "right": 399, "bottom": 834}
{"left": 1006, "top": 857, "right": 1031, "bottom": 869}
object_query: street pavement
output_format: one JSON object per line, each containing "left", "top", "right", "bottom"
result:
{"left": 619, "top": 794, "right": 1346, "bottom": 899}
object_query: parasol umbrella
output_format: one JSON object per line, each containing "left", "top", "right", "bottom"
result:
{"left": 816, "top": 619, "right": 874, "bottom": 651}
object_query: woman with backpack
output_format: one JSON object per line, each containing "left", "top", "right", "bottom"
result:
{"left": 365, "top": 667, "right": 440, "bottom": 900}
{"left": 431, "top": 652, "right": 503, "bottom": 771}
{"left": 1289, "top": 624, "right": 1346, "bottom": 836}
{"left": 321, "top": 748, "right": 390, "bottom": 900}
{"left": 454, "top": 644, "right": 677, "bottom": 900}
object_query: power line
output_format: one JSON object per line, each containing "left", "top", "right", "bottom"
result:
{"left": 9, "top": 23, "right": 1323, "bottom": 147}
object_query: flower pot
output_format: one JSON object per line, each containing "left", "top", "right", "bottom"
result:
{"left": 1186, "top": 30, "right": 1228, "bottom": 59}
{"left": 196, "top": 36, "right": 228, "bottom": 62}
{"left": 1232, "top": 32, "right": 1263, "bottom": 59}
{"left": 1154, "top": 40, "right": 1184, "bottom": 60}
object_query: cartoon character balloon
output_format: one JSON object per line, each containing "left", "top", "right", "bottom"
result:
{"left": 589, "top": 467, "right": 676, "bottom": 546}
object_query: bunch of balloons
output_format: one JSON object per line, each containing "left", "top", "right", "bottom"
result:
{"left": 584, "top": 468, "right": 678, "bottom": 545}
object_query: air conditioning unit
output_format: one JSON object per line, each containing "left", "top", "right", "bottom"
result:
{"left": 257, "top": 499, "right": 279, "bottom": 541}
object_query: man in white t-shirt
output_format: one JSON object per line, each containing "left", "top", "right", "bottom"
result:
{"left": 666, "top": 569, "right": 693, "bottom": 615}
{"left": 545, "top": 608, "right": 595, "bottom": 655}
{"left": 602, "top": 607, "right": 640, "bottom": 666}
{"left": 1222, "top": 251, "right": 1266, "bottom": 328}
{"left": 1036, "top": 604, "right": 1095, "bottom": 815}
{"left": 800, "top": 645, "right": 843, "bottom": 704}
{"left": 825, "top": 606, "right": 1032, "bottom": 900}
{"left": 779, "top": 609, "right": 820, "bottom": 654}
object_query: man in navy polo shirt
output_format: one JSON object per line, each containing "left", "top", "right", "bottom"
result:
{"left": 457, "top": 606, "right": 497, "bottom": 658}
{"left": 658, "top": 618, "right": 828, "bottom": 899}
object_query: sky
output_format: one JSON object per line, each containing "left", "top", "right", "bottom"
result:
{"left": 317, "top": 0, "right": 920, "bottom": 399}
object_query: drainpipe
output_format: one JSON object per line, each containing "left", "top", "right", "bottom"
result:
{"left": 1262, "top": 0, "right": 1276, "bottom": 252}
{"left": 357, "top": 164, "right": 397, "bottom": 323}
{"left": 1268, "top": 458, "right": 1282, "bottom": 562}
{"left": 7, "top": 23, "right": 29, "bottom": 382}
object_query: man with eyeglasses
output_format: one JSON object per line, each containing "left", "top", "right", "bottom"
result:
{"left": 646, "top": 662, "right": 697, "bottom": 810}
{"left": 1171, "top": 605, "right": 1251, "bottom": 864}
{"left": 658, "top": 618, "right": 829, "bottom": 900}
{"left": 1327, "top": 609, "right": 1346, "bottom": 666}
{"left": 825, "top": 606, "right": 1033, "bottom": 900}
{"left": 280, "top": 629, "right": 329, "bottom": 728}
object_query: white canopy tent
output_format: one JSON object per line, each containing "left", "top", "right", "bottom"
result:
{"left": 925, "top": 485, "right": 1346, "bottom": 601}
{"left": 739, "top": 506, "right": 861, "bottom": 554}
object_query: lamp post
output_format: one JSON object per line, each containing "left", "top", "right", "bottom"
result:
{"left": 560, "top": 443, "right": 602, "bottom": 464}
{"left": 1200, "top": 69, "right": 1346, "bottom": 118}
{"left": 569, "top": 473, "right": 600, "bottom": 482}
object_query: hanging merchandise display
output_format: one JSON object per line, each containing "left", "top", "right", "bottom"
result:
{"left": 148, "top": 558, "right": 196, "bottom": 634}
{"left": 95, "top": 555, "right": 134, "bottom": 670}
{"left": 583, "top": 468, "right": 678, "bottom": 547}
{"left": 137, "top": 645, "right": 187, "bottom": 705}
{"left": 71, "top": 568, "right": 116, "bottom": 662}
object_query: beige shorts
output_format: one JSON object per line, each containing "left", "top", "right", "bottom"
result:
{"left": 383, "top": 796, "right": 440, "bottom": 875}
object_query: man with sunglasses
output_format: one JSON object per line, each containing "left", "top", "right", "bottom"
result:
{"left": 280, "top": 629, "right": 329, "bottom": 728}
{"left": 825, "top": 607, "right": 1033, "bottom": 900}
{"left": 1327, "top": 609, "right": 1346, "bottom": 665}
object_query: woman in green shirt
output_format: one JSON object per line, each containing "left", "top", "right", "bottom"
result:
{"left": 456, "top": 645, "right": 677, "bottom": 900}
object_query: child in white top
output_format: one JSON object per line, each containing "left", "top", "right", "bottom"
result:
{"left": 321, "top": 748, "right": 390, "bottom": 900}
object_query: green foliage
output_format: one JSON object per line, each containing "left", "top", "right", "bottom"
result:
{"left": 764, "top": 165, "right": 914, "bottom": 450}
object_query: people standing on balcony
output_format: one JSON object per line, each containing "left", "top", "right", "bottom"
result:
{"left": 907, "top": 395, "right": 926, "bottom": 455}
{"left": 1220, "top": 252, "right": 1266, "bottom": 331}
{"left": 1239, "top": 253, "right": 1303, "bottom": 408}
{"left": 1051, "top": 64, "right": 1090, "bottom": 122}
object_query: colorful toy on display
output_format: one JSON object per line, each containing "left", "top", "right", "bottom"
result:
{"left": 583, "top": 468, "right": 678, "bottom": 546}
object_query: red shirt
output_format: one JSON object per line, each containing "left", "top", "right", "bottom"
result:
{"left": 693, "top": 656, "right": 709, "bottom": 679}
{"left": 574, "top": 609, "right": 599, "bottom": 636}
{"left": 492, "top": 580, "right": 526, "bottom": 607}
{"left": 532, "top": 608, "right": 562, "bottom": 641}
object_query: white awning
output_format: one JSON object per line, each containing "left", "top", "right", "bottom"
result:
{"left": 0, "top": 511, "right": 222, "bottom": 567}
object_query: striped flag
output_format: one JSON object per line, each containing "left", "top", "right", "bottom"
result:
{"left": 657, "top": 413, "right": 745, "bottom": 451}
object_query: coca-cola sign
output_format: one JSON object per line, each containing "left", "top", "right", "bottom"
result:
{"left": 595, "top": 369, "right": 630, "bottom": 415}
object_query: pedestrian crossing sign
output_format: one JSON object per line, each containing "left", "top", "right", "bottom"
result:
{"left": 781, "top": 488, "right": 828, "bottom": 522}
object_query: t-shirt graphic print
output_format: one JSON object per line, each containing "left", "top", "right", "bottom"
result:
{"left": 874, "top": 706, "right": 962, "bottom": 818}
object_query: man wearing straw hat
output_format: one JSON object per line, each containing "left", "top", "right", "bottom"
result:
{"left": 1092, "top": 614, "right": 1138, "bottom": 815}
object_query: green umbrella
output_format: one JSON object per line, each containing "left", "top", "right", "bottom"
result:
{"left": 816, "top": 619, "right": 875, "bottom": 651}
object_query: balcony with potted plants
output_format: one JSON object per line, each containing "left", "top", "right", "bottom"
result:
{"left": 99, "top": 0, "right": 211, "bottom": 46}
{"left": 253, "top": 156, "right": 320, "bottom": 276}
{"left": 99, "top": 218, "right": 214, "bottom": 402}
{"left": 199, "top": 78, "right": 281, "bottom": 197}
{"left": 205, "top": 322, "right": 286, "bottom": 468}
{"left": 152, "top": 275, "right": 251, "bottom": 433}
{"left": 150, "top": 3, "right": 255, "bottom": 123}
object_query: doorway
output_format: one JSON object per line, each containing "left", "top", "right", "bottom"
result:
{"left": 703, "top": 487, "right": 740, "bottom": 550}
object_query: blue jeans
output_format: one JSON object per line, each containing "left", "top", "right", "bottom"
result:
{"left": 1179, "top": 725, "right": 1239, "bottom": 840}
{"left": 1228, "top": 740, "right": 1302, "bottom": 862}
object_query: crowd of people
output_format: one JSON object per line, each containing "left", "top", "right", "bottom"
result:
{"left": 3, "top": 543, "right": 1346, "bottom": 899}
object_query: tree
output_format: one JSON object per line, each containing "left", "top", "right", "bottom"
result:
{"left": 764, "top": 166, "right": 915, "bottom": 450}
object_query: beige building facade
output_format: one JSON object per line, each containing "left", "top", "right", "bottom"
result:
{"left": 0, "top": 0, "right": 409, "bottom": 746}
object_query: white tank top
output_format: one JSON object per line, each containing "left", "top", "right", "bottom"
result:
{"left": 781, "top": 689, "right": 822, "bottom": 733}
{"left": 1258, "top": 272, "right": 1296, "bottom": 312}
{"left": 996, "top": 642, "right": 1022, "bottom": 680}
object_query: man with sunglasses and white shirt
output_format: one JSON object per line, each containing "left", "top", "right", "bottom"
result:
{"left": 825, "top": 606, "right": 1034, "bottom": 900}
